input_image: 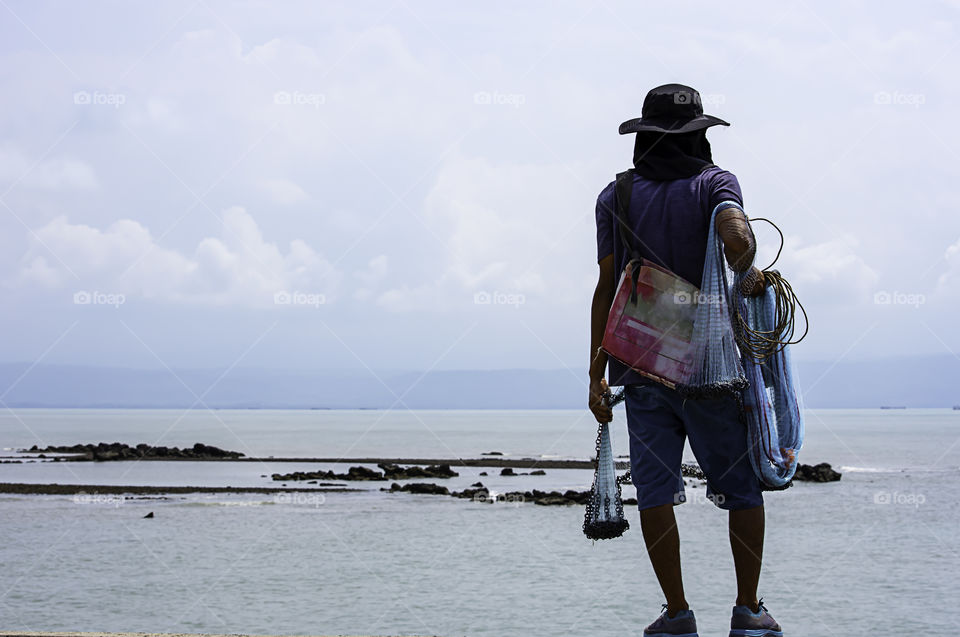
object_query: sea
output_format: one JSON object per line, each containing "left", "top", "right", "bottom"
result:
{"left": 0, "top": 407, "right": 957, "bottom": 636}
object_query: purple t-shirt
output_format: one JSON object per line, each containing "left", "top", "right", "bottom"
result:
{"left": 595, "top": 165, "right": 743, "bottom": 386}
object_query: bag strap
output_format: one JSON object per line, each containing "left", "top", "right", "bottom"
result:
{"left": 614, "top": 169, "right": 643, "bottom": 303}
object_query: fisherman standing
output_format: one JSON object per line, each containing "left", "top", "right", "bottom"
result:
{"left": 589, "top": 84, "right": 783, "bottom": 637}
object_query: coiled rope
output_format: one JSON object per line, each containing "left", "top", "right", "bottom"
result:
{"left": 733, "top": 217, "right": 809, "bottom": 362}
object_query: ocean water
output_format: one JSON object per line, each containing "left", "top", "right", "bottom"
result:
{"left": 0, "top": 408, "right": 957, "bottom": 636}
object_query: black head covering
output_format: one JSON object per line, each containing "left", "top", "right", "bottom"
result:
{"left": 632, "top": 129, "right": 715, "bottom": 181}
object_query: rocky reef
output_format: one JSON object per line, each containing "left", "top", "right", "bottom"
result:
{"left": 272, "top": 463, "right": 459, "bottom": 482}
{"left": 24, "top": 442, "right": 244, "bottom": 461}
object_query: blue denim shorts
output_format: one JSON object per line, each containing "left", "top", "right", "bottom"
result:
{"left": 623, "top": 382, "right": 763, "bottom": 511}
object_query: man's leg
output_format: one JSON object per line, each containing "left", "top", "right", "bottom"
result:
{"left": 729, "top": 504, "right": 764, "bottom": 612}
{"left": 624, "top": 384, "right": 689, "bottom": 617}
{"left": 678, "top": 393, "right": 766, "bottom": 612}
{"left": 640, "top": 502, "right": 688, "bottom": 616}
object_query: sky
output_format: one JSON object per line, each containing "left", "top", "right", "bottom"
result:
{"left": 1, "top": 0, "right": 959, "bottom": 380}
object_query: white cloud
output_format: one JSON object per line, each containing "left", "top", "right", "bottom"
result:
{"left": 258, "top": 177, "right": 308, "bottom": 204}
{"left": 0, "top": 144, "right": 98, "bottom": 191}
{"left": 935, "top": 236, "right": 960, "bottom": 296}
{"left": 15, "top": 207, "right": 340, "bottom": 307}
{"left": 372, "top": 154, "right": 595, "bottom": 311}
{"left": 757, "top": 234, "right": 879, "bottom": 307}
{"left": 353, "top": 254, "right": 389, "bottom": 302}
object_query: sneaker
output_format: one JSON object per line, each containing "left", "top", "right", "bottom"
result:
{"left": 644, "top": 604, "right": 698, "bottom": 637}
{"left": 729, "top": 598, "right": 783, "bottom": 637}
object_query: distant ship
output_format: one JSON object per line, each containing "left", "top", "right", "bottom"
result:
{"left": 880, "top": 405, "right": 906, "bottom": 410}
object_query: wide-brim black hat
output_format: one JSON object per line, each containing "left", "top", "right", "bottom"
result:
{"left": 619, "top": 83, "right": 729, "bottom": 135}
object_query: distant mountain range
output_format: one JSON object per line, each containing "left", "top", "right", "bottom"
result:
{"left": 0, "top": 356, "right": 957, "bottom": 409}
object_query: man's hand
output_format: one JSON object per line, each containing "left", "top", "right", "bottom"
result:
{"left": 589, "top": 377, "right": 612, "bottom": 423}
{"left": 739, "top": 266, "right": 766, "bottom": 296}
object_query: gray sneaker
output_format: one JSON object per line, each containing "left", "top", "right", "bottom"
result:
{"left": 729, "top": 598, "right": 782, "bottom": 637}
{"left": 644, "top": 605, "right": 698, "bottom": 637}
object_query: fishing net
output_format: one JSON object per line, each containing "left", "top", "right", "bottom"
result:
{"left": 733, "top": 274, "right": 805, "bottom": 488}
{"left": 675, "top": 202, "right": 748, "bottom": 399}
{"left": 583, "top": 388, "right": 630, "bottom": 540}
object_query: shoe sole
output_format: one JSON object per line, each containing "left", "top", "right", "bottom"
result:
{"left": 644, "top": 633, "right": 699, "bottom": 637}
{"left": 729, "top": 630, "right": 783, "bottom": 637}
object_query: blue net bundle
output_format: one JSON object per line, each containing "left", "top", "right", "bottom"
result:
{"left": 583, "top": 389, "right": 630, "bottom": 540}
{"left": 675, "top": 202, "right": 748, "bottom": 399}
{"left": 733, "top": 274, "right": 805, "bottom": 488}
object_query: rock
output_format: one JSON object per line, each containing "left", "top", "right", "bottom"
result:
{"left": 345, "top": 466, "right": 384, "bottom": 481}
{"left": 482, "top": 451, "right": 504, "bottom": 456}
{"left": 471, "top": 482, "right": 484, "bottom": 487}
{"left": 500, "top": 468, "right": 516, "bottom": 476}
{"left": 387, "top": 482, "right": 450, "bottom": 495}
{"left": 452, "top": 486, "right": 489, "bottom": 500}
{"left": 529, "top": 469, "right": 546, "bottom": 476}
{"left": 794, "top": 462, "right": 842, "bottom": 482}
{"left": 478, "top": 471, "right": 488, "bottom": 476}
{"left": 21, "top": 442, "right": 244, "bottom": 461}
{"left": 377, "top": 463, "right": 459, "bottom": 480}
{"left": 143, "top": 512, "right": 154, "bottom": 518}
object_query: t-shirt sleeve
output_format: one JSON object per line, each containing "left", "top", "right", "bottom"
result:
{"left": 595, "top": 182, "right": 616, "bottom": 263}
{"left": 705, "top": 168, "right": 744, "bottom": 213}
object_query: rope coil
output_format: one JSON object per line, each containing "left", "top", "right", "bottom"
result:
{"left": 733, "top": 218, "right": 809, "bottom": 362}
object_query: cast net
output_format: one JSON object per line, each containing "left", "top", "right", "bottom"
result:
{"left": 583, "top": 388, "right": 630, "bottom": 540}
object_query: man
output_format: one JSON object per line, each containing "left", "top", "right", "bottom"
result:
{"left": 588, "top": 84, "right": 783, "bottom": 637}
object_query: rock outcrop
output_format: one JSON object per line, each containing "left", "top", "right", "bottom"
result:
{"left": 25, "top": 442, "right": 244, "bottom": 461}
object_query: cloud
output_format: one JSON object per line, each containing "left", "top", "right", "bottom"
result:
{"left": 258, "top": 178, "right": 308, "bottom": 204}
{"left": 0, "top": 144, "right": 98, "bottom": 191}
{"left": 757, "top": 233, "right": 879, "bottom": 307}
{"left": 372, "top": 154, "right": 597, "bottom": 312}
{"left": 15, "top": 207, "right": 340, "bottom": 307}
{"left": 935, "top": 236, "right": 960, "bottom": 296}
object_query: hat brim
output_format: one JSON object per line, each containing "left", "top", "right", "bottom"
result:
{"left": 618, "top": 114, "right": 730, "bottom": 135}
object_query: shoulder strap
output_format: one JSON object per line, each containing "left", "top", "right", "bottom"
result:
{"left": 614, "top": 170, "right": 641, "bottom": 262}
{"left": 614, "top": 169, "right": 643, "bottom": 304}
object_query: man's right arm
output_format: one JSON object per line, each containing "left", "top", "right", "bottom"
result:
{"left": 588, "top": 254, "right": 615, "bottom": 423}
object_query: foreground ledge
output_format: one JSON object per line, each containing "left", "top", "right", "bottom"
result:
{"left": 0, "top": 632, "right": 424, "bottom": 637}
{"left": 0, "top": 483, "right": 359, "bottom": 495}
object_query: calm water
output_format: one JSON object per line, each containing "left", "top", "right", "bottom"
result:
{"left": 0, "top": 408, "right": 957, "bottom": 636}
